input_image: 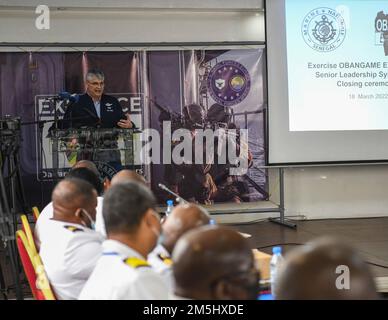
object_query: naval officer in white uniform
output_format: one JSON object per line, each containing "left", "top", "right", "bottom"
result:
{"left": 148, "top": 203, "right": 210, "bottom": 291}
{"left": 79, "top": 182, "right": 168, "bottom": 300}
{"left": 39, "top": 178, "right": 103, "bottom": 300}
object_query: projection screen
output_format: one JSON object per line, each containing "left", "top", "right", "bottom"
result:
{"left": 266, "top": 0, "right": 388, "bottom": 165}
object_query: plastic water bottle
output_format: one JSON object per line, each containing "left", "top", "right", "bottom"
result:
{"left": 165, "top": 200, "right": 174, "bottom": 217}
{"left": 270, "top": 246, "right": 284, "bottom": 298}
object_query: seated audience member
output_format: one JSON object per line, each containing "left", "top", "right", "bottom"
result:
{"left": 35, "top": 166, "right": 104, "bottom": 248}
{"left": 275, "top": 237, "right": 379, "bottom": 300}
{"left": 148, "top": 203, "right": 210, "bottom": 290}
{"left": 172, "top": 226, "right": 260, "bottom": 300}
{"left": 79, "top": 182, "right": 168, "bottom": 300}
{"left": 95, "top": 169, "right": 147, "bottom": 236}
{"left": 39, "top": 178, "right": 103, "bottom": 300}
{"left": 73, "top": 160, "right": 100, "bottom": 179}
{"left": 70, "top": 165, "right": 103, "bottom": 195}
{"left": 110, "top": 169, "right": 148, "bottom": 186}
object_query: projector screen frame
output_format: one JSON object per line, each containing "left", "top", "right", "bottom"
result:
{"left": 264, "top": 0, "right": 388, "bottom": 166}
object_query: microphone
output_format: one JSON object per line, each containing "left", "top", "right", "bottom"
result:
{"left": 48, "top": 92, "right": 79, "bottom": 104}
{"left": 158, "top": 183, "right": 187, "bottom": 204}
{"left": 59, "top": 92, "right": 79, "bottom": 103}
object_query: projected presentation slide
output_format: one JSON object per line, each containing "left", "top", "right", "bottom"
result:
{"left": 286, "top": 0, "right": 388, "bottom": 131}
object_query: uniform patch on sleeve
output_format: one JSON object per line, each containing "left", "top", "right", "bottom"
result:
{"left": 123, "top": 257, "right": 150, "bottom": 269}
{"left": 64, "top": 225, "right": 84, "bottom": 233}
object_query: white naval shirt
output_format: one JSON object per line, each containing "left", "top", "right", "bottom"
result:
{"left": 94, "top": 198, "right": 106, "bottom": 237}
{"left": 147, "top": 244, "right": 174, "bottom": 291}
{"left": 39, "top": 220, "right": 104, "bottom": 300}
{"left": 78, "top": 240, "right": 168, "bottom": 300}
{"left": 34, "top": 196, "right": 105, "bottom": 249}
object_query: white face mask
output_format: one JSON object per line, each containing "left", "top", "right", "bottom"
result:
{"left": 81, "top": 209, "right": 96, "bottom": 230}
{"left": 150, "top": 210, "right": 162, "bottom": 244}
{"left": 150, "top": 226, "right": 163, "bottom": 245}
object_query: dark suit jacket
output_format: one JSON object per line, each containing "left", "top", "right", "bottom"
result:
{"left": 62, "top": 93, "right": 126, "bottom": 128}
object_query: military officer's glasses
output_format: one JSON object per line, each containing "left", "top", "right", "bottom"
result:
{"left": 88, "top": 80, "right": 104, "bottom": 87}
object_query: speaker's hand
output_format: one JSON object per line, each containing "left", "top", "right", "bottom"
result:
{"left": 117, "top": 113, "right": 133, "bottom": 128}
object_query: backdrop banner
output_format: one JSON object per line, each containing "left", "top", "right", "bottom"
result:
{"left": 147, "top": 49, "right": 267, "bottom": 203}
{"left": 0, "top": 49, "right": 266, "bottom": 206}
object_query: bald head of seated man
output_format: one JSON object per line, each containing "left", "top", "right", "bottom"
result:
{"left": 147, "top": 204, "right": 210, "bottom": 289}
{"left": 110, "top": 169, "right": 147, "bottom": 186}
{"left": 72, "top": 160, "right": 100, "bottom": 177}
{"left": 39, "top": 178, "right": 103, "bottom": 300}
{"left": 161, "top": 203, "right": 210, "bottom": 255}
{"left": 276, "top": 237, "right": 379, "bottom": 300}
{"left": 52, "top": 178, "right": 98, "bottom": 227}
{"left": 35, "top": 166, "right": 103, "bottom": 249}
{"left": 172, "top": 226, "right": 260, "bottom": 300}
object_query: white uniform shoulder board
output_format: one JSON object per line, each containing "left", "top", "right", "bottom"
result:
{"left": 157, "top": 254, "right": 173, "bottom": 266}
{"left": 123, "top": 257, "right": 150, "bottom": 269}
{"left": 64, "top": 225, "right": 84, "bottom": 233}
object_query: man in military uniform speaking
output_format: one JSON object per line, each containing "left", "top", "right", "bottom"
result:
{"left": 61, "top": 69, "right": 134, "bottom": 171}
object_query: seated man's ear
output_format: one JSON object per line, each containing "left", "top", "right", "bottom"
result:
{"left": 213, "top": 280, "right": 252, "bottom": 300}
{"left": 74, "top": 208, "right": 88, "bottom": 227}
{"left": 74, "top": 208, "right": 82, "bottom": 219}
{"left": 144, "top": 209, "right": 160, "bottom": 228}
{"left": 103, "top": 178, "right": 111, "bottom": 192}
{"left": 144, "top": 210, "right": 153, "bottom": 227}
{"left": 212, "top": 280, "right": 233, "bottom": 300}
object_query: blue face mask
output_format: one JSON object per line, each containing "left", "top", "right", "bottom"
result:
{"left": 157, "top": 232, "right": 165, "bottom": 246}
{"left": 82, "top": 209, "right": 96, "bottom": 231}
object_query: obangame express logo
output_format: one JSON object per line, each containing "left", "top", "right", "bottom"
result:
{"left": 302, "top": 7, "right": 346, "bottom": 52}
{"left": 375, "top": 11, "right": 388, "bottom": 56}
{"left": 207, "top": 60, "right": 251, "bottom": 107}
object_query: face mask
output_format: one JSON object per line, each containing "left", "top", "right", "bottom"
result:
{"left": 150, "top": 210, "right": 163, "bottom": 245}
{"left": 157, "top": 231, "right": 165, "bottom": 246}
{"left": 151, "top": 226, "right": 163, "bottom": 246}
{"left": 82, "top": 209, "right": 96, "bottom": 230}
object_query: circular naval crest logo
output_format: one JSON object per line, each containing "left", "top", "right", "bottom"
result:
{"left": 207, "top": 60, "right": 251, "bottom": 106}
{"left": 302, "top": 7, "right": 346, "bottom": 52}
{"left": 94, "top": 161, "right": 118, "bottom": 180}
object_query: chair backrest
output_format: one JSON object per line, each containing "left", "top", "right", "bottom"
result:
{"left": 20, "top": 215, "right": 38, "bottom": 256}
{"left": 15, "top": 230, "right": 56, "bottom": 300}
{"left": 33, "top": 256, "right": 56, "bottom": 300}
{"left": 32, "top": 207, "right": 40, "bottom": 222}
{"left": 16, "top": 230, "right": 40, "bottom": 299}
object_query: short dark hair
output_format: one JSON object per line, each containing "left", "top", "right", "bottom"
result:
{"left": 103, "top": 182, "right": 157, "bottom": 234}
{"left": 66, "top": 167, "right": 103, "bottom": 195}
